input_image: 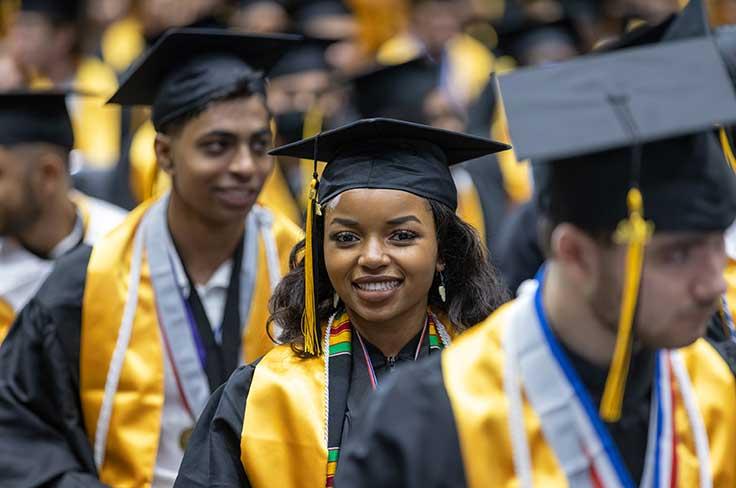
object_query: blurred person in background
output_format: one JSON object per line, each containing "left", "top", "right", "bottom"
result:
{"left": 7, "top": 0, "right": 122, "bottom": 168}
{"left": 379, "top": 0, "right": 495, "bottom": 109}
{"left": 267, "top": 38, "right": 352, "bottom": 223}
{"left": 0, "top": 90, "right": 125, "bottom": 346}
{"left": 490, "top": 10, "right": 585, "bottom": 292}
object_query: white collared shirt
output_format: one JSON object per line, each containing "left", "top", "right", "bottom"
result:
{"left": 165, "top": 237, "right": 233, "bottom": 341}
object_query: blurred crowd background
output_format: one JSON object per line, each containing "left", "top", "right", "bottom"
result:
{"left": 0, "top": 0, "right": 733, "bottom": 286}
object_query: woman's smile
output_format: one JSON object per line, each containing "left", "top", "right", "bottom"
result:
{"left": 352, "top": 275, "right": 404, "bottom": 303}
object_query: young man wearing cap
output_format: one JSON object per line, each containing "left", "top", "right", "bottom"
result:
{"left": 0, "top": 29, "right": 303, "bottom": 487}
{"left": 334, "top": 35, "right": 736, "bottom": 488}
{"left": 0, "top": 91, "right": 126, "bottom": 345}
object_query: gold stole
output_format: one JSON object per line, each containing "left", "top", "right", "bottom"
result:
{"left": 81, "top": 199, "right": 302, "bottom": 486}
{"left": 241, "top": 344, "right": 328, "bottom": 487}
{"left": 724, "top": 257, "right": 736, "bottom": 319}
{"left": 443, "top": 300, "right": 736, "bottom": 487}
{"left": 0, "top": 298, "right": 13, "bottom": 344}
{"left": 454, "top": 171, "right": 486, "bottom": 243}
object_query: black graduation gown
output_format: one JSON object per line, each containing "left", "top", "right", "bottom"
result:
{"left": 174, "top": 329, "right": 439, "bottom": 487}
{"left": 0, "top": 239, "right": 245, "bottom": 487}
{"left": 0, "top": 245, "right": 104, "bottom": 487}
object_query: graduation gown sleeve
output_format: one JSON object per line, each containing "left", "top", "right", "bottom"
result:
{"left": 0, "top": 245, "right": 106, "bottom": 488}
{"left": 334, "top": 355, "right": 466, "bottom": 488}
{"left": 174, "top": 363, "right": 257, "bottom": 488}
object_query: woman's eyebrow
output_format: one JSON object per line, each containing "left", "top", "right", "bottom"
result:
{"left": 387, "top": 215, "right": 421, "bottom": 226}
{"left": 329, "top": 217, "right": 360, "bottom": 228}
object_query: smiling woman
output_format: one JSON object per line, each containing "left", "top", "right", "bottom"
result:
{"left": 174, "top": 118, "right": 511, "bottom": 487}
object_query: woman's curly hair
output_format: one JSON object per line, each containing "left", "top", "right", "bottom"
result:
{"left": 268, "top": 198, "right": 510, "bottom": 357}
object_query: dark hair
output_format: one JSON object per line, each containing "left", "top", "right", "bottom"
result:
{"left": 268, "top": 198, "right": 510, "bottom": 357}
{"left": 159, "top": 78, "right": 268, "bottom": 136}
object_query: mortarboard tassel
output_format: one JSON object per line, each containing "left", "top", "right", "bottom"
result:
{"left": 600, "top": 187, "right": 653, "bottom": 421}
{"left": 719, "top": 127, "right": 736, "bottom": 172}
{"left": 301, "top": 141, "right": 323, "bottom": 356}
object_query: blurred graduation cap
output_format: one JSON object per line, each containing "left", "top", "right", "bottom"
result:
{"left": 350, "top": 57, "right": 440, "bottom": 124}
{"left": 598, "top": 0, "right": 708, "bottom": 52}
{"left": 500, "top": 36, "right": 736, "bottom": 421}
{"left": 294, "top": 0, "right": 353, "bottom": 39}
{"left": 107, "top": 28, "right": 301, "bottom": 131}
{"left": 0, "top": 90, "right": 74, "bottom": 151}
{"left": 495, "top": 15, "right": 585, "bottom": 64}
{"left": 269, "top": 117, "right": 510, "bottom": 354}
{"left": 295, "top": 0, "right": 350, "bottom": 21}
{"left": 20, "top": 0, "right": 82, "bottom": 22}
{"left": 269, "top": 37, "right": 336, "bottom": 79}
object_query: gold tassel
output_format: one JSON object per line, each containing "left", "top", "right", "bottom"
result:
{"left": 719, "top": 127, "right": 736, "bottom": 173}
{"left": 600, "top": 188, "right": 654, "bottom": 421}
{"left": 301, "top": 175, "right": 322, "bottom": 355}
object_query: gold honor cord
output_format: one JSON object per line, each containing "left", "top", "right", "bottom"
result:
{"left": 600, "top": 188, "right": 654, "bottom": 421}
{"left": 302, "top": 130, "right": 323, "bottom": 355}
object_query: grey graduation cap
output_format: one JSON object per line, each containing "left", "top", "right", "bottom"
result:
{"left": 500, "top": 38, "right": 736, "bottom": 162}
{"left": 499, "top": 37, "right": 736, "bottom": 232}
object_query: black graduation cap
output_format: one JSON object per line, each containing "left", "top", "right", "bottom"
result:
{"left": 495, "top": 15, "right": 584, "bottom": 64}
{"left": 269, "top": 117, "right": 509, "bottom": 355}
{"left": 270, "top": 117, "right": 510, "bottom": 209}
{"left": 20, "top": 0, "right": 82, "bottom": 22}
{"left": 294, "top": 0, "right": 350, "bottom": 24}
{"left": 0, "top": 90, "right": 74, "bottom": 151}
{"left": 107, "top": 28, "right": 301, "bottom": 131}
{"left": 269, "top": 38, "right": 336, "bottom": 79}
{"left": 350, "top": 57, "right": 440, "bottom": 124}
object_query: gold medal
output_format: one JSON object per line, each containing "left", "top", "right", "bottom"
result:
{"left": 179, "top": 426, "right": 194, "bottom": 449}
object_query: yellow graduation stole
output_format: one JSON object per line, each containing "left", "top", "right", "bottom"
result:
{"left": 80, "top": 197, "right": 302, "bottom": 486}
{"left": 0, "top": 298, "right": 13, "bottom": 344}
{"left": 241, "top": 310, "right": 454, "bottom": 487}
{"left": 453, "top": 167, "right": 486, "bottom": 243}
{"left": 443, "top": 298, "right": 736, "bottom": 487}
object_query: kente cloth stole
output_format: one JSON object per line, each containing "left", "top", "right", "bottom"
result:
{"left": 324, "top": 310, "right": 448, "bottom": 486}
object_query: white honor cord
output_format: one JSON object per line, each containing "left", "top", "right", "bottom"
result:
{"left": 671, "top": 352, "right": 713, "bottom": 488}
{"left": 502, "top": 323, "right": 534, "bottom": 488}
{"left": 93, "top": 222, "right": 146, "bottom": 470}
{"left": 430, "top": 312, "right": 452, "bottom": 347}
{"left": 323, "top": 312, "right": 337, "bottom": 447}
{"left": 256, "top": 209, "right": 281, "bottom": 292}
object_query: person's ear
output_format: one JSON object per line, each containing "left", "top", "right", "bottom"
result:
{"left": 155, "top": 133, "right": 175, "bottom": 176}
{"left": 35, "top": 148, "right": 67, "bottom": 197}
{"left": 551, "top": 223, "right": 601, "bottom": 295}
